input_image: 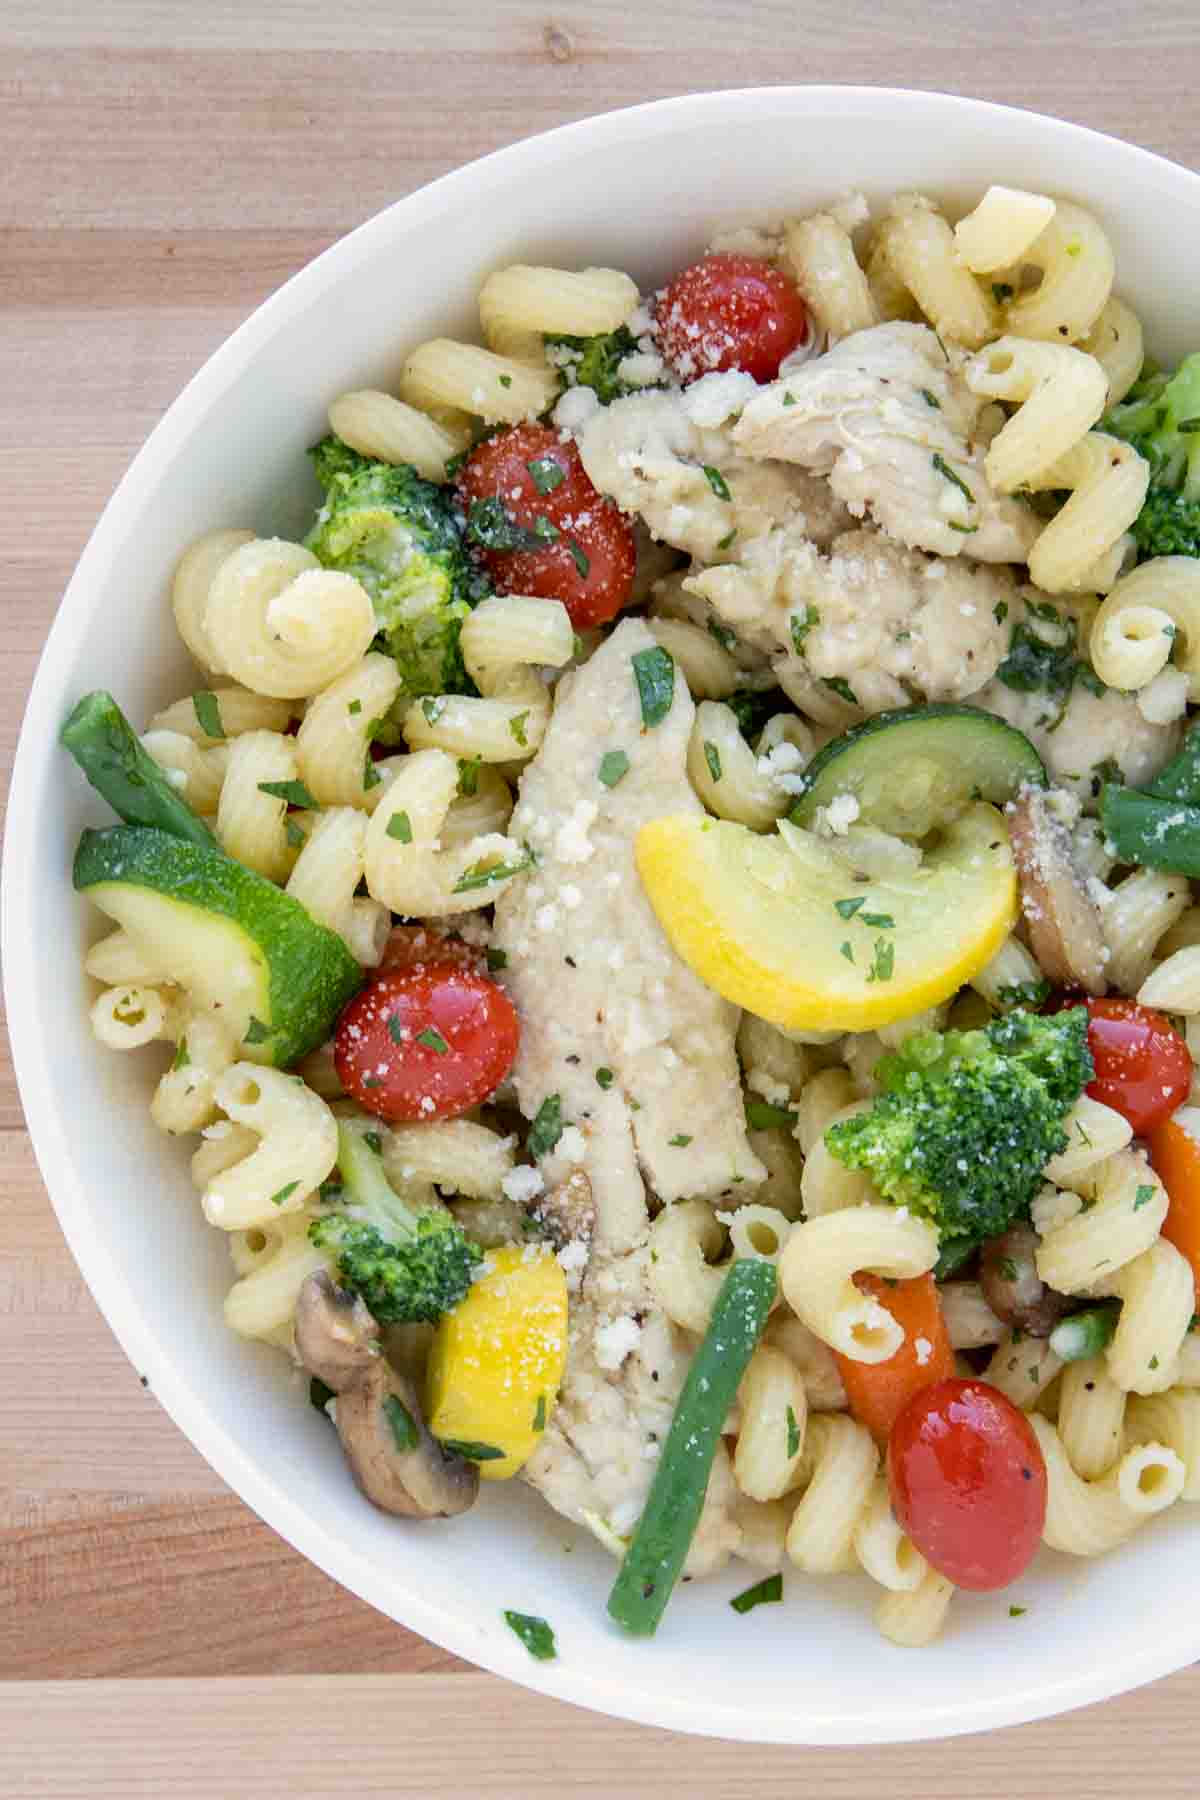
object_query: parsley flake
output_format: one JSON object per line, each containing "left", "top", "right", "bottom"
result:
{"left": 527, "top": 456, "right": 566, "bottom": 495}
{"left": 595, "top": 1067, "right": 615, "bottom": 1089}
{"left": 702, "top": 464, "right": 732, "bottom": 501}
{"left": 382, "top": 1394, "right": 419, "bottom": 1452}
{"left": 362, "top": 753, "right": 382, "bottom": 792}
{"left": 192, "top": 691, "right": 225, "bottom": 739}
{"left": 745, "top": 1099, "right": 797, "bottom": 1132}
{"left": 866, "top": 938, "right": 895, "bottom": 983}
{"left": 498, "top": 373, "right": 512, "bottom": 389}
{"left": 860, "top": 911, "right": 895, "bottom": 929}
{"left": 503, "top": 1610, "right": 557, "bottom": 1660}
{"left": 528, "top": 1094, "right": 564, "bottom": 1159}
{"left": 823, "top": 676, "right": 858, "bottom": 706}
{"left": 834, "top": 896, "right": 866, "bottom": 920}
{"left": 840, "top": 941, "right": 855, "bottom": 963}
{"left": 386, "top": 1014, "right": 406, "bottom": 1046}
{"left": 415, "top": 1026, "right": 450, "bottom": 1055}
{"left": 632, "top": 647, "right": 675, "bottom": 727}
{"left": 453, "top": 849, "right": 536, "bottom": 893}
{"left": 730, "top": 1573, "right": 783, "bottom": 1614}
{"left": 457, "top": 756, "right": 481, "bottom": 797}
{"left": 172, "top": 1037, "right": 190, "bottom": 1071}
{"left": 270, "top": 1180, "right": 300, "bottom": 1207}
{"left": 566, "top": 538, "right": 589, "bottom": 579}
{"left": 363, "top": 1131, "right": 383, "bottom": 1155}
{"left": 509, "top": 710, "right": 530, "bottom": 748}
{"left": 669, "top": 1133, "right": 693, "bottom": 1147}
{"left": 931, "top": 452, "right": 975, "bottom": 509}
{"left": 919, "top": 387, "right": 941, "bottom": 410}
{"left": 243, "top": 1016, "right": 273, "bottom": 1045}
{"left": 258, "top": 778, "right": 317, "bottom": 809}
{"left": 716, "top": 528, "right": 738, "bottom": 551}
{"left": 598, "top": 749, "right": 630, "bottom": 787}
{"left": 533, "top": 1394, "right": 548, "bottom": 1432}
{"left": 1009, "top": 1604, "right": 1027, "bottom": 1618}
{"left": 285, "top": 818, "right": 307, "bottom": 849}
{"left": 786, "top": 1404, "right": 801, "bottom": 1459}
{"left": 444, "top": 1439, "right": 505, "bottom": 1462}
{"left": 790, "top": 604, "right": 819, "bottom": 655}
{"left": 386, "top": 810, "right": 413, "bottom": 843}
{"left": 486, "top": 947, "right": 508, "bottom": 972}
{"left": 1134, "top": 1184, "right": 1156, "bottom": 1211}
{"left": 703, "top": 740, "right": 722, "bottom": 782}
{"left": 348, "top": 698, "right": 363, "bottom": 716}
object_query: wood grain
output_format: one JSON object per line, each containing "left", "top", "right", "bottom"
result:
{"left": 5, "top": 1, "right": 1200, "bottom": 1788}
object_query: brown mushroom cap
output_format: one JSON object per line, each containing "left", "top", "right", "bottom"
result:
{"left": 979, "top": 1223, "right": 1071, "bottom": 1338}
{"left": 1007, "top": 788, "right": 1108, "bottom": 995}
{"left": 295, "top": 1272, "right": 478, "bottom": 1520}
{"left": 530, "top": 1169, "right": 595, "bottom": 1250}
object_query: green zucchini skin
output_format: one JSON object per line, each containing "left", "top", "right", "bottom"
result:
{"left": 74, "top": 825, "right": 362, "bottom": 1066}
{"left": 790, "top": 703, "right": 1046, "bottom": 837}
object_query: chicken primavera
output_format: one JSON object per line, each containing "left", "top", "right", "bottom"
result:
{"left": 66, "top": 183, "right": 1200, "bottom": 1653}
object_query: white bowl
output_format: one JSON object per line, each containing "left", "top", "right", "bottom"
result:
{"left": 7, "top": 86, "right": 1200, "bottom": 1744}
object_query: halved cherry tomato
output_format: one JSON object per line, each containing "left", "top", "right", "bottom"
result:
{"left": 887, "top": 1378, "right": 1047, "bottom": 1591}
{"left": 378, "top": 923, "right": 482, "bottom": 975}
{"left": 455, "top": 423, "right": 636, "bottom": 630}
{"left": 834, "top": 1273, "right": 955, "bottom": 1447}
{"left": 655, "top": 252, "right": 809, "bottom": 384}
{"left": 1049, "top": 995, "right": 1192, "bottom": 1135}
{"left": 1148, "top": 1113, "right": 1200, "bottom": 1303}
{"left": 334, "top": 963, "right": 519, "bottom": 1123}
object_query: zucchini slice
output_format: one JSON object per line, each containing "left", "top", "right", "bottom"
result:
{"left": 74, "top": 825, "right": 362, "bottom": 1065}
{"left": 789, "top": 703, "right": 1046, "bottom": 839}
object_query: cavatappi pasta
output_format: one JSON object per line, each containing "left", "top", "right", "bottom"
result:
{"left": 69, "top": 182, "right": 1200, "bottom": 1655}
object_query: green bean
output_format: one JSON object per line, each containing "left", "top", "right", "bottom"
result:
{"left": 607, "top": 1258, "right": 777, "bottom": 1637}
{"left": 61, "top": 690, "right": 217, "bottom": 849}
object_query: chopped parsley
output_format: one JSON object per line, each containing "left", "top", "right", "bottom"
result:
{"left": 285, "top": 818, "right": 307, "bottom": 849}
{"left": 931, "top": 452, "right": 975, "bottom": 509}
{"left": 702, "top": 464, "right": 732, "bottom": 501}
{"left": 466, "top": 496, "right": 558, "bottom": 553}
{"left": 421, "top": 695, "right": 446, "bottom": 725}
{"left": 192, "top": 691, "right": 226, "bottom": 739}
{"left": 509, "top": 710, "right": 530, "bottom": 748}
{"left": 866, "top": 938, "right": 895, "bottom": 983}
{"left": 716, "top": 528, "right": 738, "bottom": 551}
{"left": 444, "top": 1439, "right": 505, "bottom": 1462}
{"left": 1008, "top": 1604, "right": 1027, "bottom": 1618}
{"left": 363, "top": 1132, "right": 383, "bottom": 1154}
{"left": 632, "top": 646, "right": 675, "bottom": 727}
{"left": 992, "top": 282, "right": 1015, "bottom": 304}
{"left": 566, "top": 538, "right": 590, "bottom": 579}
{"left": 503, "top": 1610, "right": 557, "bottom": 1660}
{"left": 834, "top": 896, "right": 866, "bottom": 920}
{"left": 707, "top": 618, "right": 736, "bottom": 650}
{"left": 386, "top": 810, "right": 413, "bottom": 843}
{"left": 498, "top": 373, "right": 513, "bottom": 389}
{"left": 860, "top": 911, "right": 895, "bottom": 930}
{"left": 415, "top": 1027, "right": 449, "bottom": 1054}
{"left": 243, "top": 1016, "right": 273, "bottom": 1045}
{"left": 527, "top": 456, "right": 566, "bottom": 495}
{"left": 533, "top": 1394, "right": 548, "bottom": 1432}
{"left": 703, "top": 740, "right": 722, "bottom": 782}
{"left": 730, "top": 1573, "right": 783, "bottom": 1615}
{"left": 745, "top": 1099, "right": 798, "bottom": 1132}
{"left": 595, "top": 1067, "right": 615, "bottom": 1089}
{"left": 257, "top": 778, "right": 317, "bottom": 809}
{"left": 382, "top": 1393, "right": 419, "bottom": 1452}
{"left": 348, "top": 698, "right": 363, "bottom": 716}
{"left": 790, "top": 604, "right": 819, "bottom": 655}
{"left": 840, "top": 941, "right": 855, "bottom": 963}
{"left": 669, "top": 1133, "right": 693, "bottom": 1147}
{"left": 1133, "top": 1184, "right": 1156, "bottom": 1211}
{"left": 994, "top": 601, "right": 1009, "bottom": 625}
{"left": 452, "top": 849, "right": 536, "bottom": 893}
{"left": 598, "top": 749, "right": 630, "bottom": 787}
{"left": 270, "top": 1180, "right": 300, "bottom": 1207}
{"left": 362, "top": 753, "right": 382, "bottom": 791}
{"left": 528, "top": 1094, "right": 564, "bottom": 1159}
{"left": 171, "top": 1038, "right": 190, "bottom": 1071}
{"left": 457, "top": 756, "right": 481, "bottom": 797}
{"left": 786, "top": 1404, "right": 801, "bottom": 1459}
{"left": 782, "top": 391, "right": 796, "bottom": 407}
{"left": 823, "top": 676, "right": 858, "bottom": 706}
{"left": 919, "top": 387, "right": 941, "bottom": 410}
{"left": 486, "top": 947, "right": 508, "bottom": 972}
{"left": 387, "top": 1014, "right": 406, "bottom": 1045}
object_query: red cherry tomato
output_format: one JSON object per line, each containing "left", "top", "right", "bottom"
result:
{"left": 655, "top": 252, "right": 810, "bottom": 384}
{"left": 887, "top": 1378, "right": 1047, "bottom": 1592}
{"left": 334, "top": 963, "right": 519, "bottom": 1124}
{"left": 1049, "top": 995, "right": 1192, "bottom": 1135}
{"left": 456, "top": 423, "right": 636, "bottom": 630}
{"left": 378, "top": 923, "right": 482, "bottom": 975}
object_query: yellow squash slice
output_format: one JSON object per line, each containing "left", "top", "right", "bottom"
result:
{"left": 635, "top": 803, "right": 1016, "bottom": 1032}
{"left": 427, "top": 1245, "right": 568, "bottom": 1481}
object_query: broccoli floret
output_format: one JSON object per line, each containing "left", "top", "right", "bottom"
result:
{"left": 825, "top": 1008, "right": 1092, "bottom": 1269}
{"left": 306, "top": 436, "right": 483, "bottom": 704}
{"left": 310, "top": 1118, "right": 482, "bottom": 1324}
{"left": 1104, "top": 355, "right": 1200, "bottom": 562}
{"left": 546, "top": 326, "right": 650, "bottom": 404}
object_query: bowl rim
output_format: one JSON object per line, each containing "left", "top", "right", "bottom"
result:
{"left": 7, "top": 82, "right": 1200, "bottom": 1744}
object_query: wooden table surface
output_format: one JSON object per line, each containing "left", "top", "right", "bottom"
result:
{"left": 5, "top": 3, "right": 1200, "bottom": 1792}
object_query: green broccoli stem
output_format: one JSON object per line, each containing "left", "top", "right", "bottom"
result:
{"left": 608, "top": 1259, "right": 777, "bottom": 1637}
{"left": 61, "top": 690, "right": 217, "bottom": 849}
{"left": 336, "top": 1117, "right": 421, "bottom": 1237}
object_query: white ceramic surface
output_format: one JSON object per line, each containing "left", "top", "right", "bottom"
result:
{"left": 7, "top": 86, "right": 1200, "bottom": 1744}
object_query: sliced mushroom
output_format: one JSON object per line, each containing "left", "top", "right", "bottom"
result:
{"left": 530, "top": 1169, "right": 595, "bottom": 1251}
{"left": 1007, "top": 788, "right": 1108, "bottom": 994}
{"left": 979, "top": 1224, "right": 1071, "bottom": 1338}
{"left": 295, "top": 1272, "right": 478, "bottom": 1520}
